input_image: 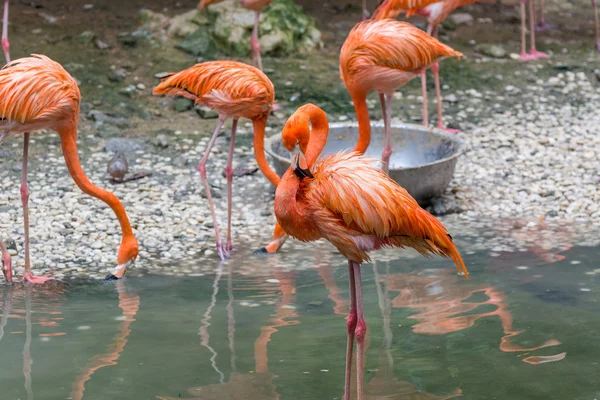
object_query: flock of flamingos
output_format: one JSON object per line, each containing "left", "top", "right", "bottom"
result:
{"left": 0, "top": 0, "right": 595, "bottom": 398}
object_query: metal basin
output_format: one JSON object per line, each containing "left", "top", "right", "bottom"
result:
{"left": 265, "top": 121, "right": 464, "bottom": 206}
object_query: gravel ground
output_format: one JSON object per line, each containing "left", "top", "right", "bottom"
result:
{"left": 1, "top": 65, "right": 599, "bottom": 281}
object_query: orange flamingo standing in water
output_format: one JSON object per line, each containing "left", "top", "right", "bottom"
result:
{"left": 152, "top": 60, "right": 288, "bottom": 259}
{"left": 198, "top": 0, "right": 273, "bottom": 71}
{"left": 273, "top": 103, "right": 468, "bottom": 400}
{"left": 340, "top": 19, "right": 462, "bottom": 173}
{"left": 0, "top": 54, "right": 139, "bottom": 282}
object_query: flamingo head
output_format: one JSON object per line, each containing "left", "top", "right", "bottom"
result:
{"left": 105, "top": 236, "right": 139, "bottom": 280}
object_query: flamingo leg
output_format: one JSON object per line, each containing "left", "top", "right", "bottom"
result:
{"left": 520, "top": 0, "right": 536, "bottom": 60}
{"left": 198, "top": 118, "right": 228, "bottom": 260}
{"left": 21, "top": 133, "right": 53, "bottom": 284}
{"left": 23, "top": 285, "right": 33, "bottom": 400}
{"left": 362, "top": 0, "right": 368, "bottom": 20}
{"left": 421, "top": 72, "right": 429, "bottom": 128}
{"left": 353, "top": 261, "right": 367, "bottom": 400}
{"left": 0, "top": 239, "right": 11, "bottom": 283}
{"left": 528, "top": 0, "right": 548, "bottom": 58}
{"left": 251, "top": 11, "right": 263, "bottom": 71}
{"left": 593, "top": 0, "right": 600, "bottom": 51}
{"left": 379, "top": 93, "right": 392, "bottom": 174}
{"left": 225, "top": 118, "right": 238, "bottom": 252}
{"left": 256, "top": 222, "right": 289, "bottom": 254}
{"left": 2, "top": 0, "right": 9, "bottom": 63}
{"left": 343, "top": 259, "right": 357, "bottom": 400}
{"left": 431, "top": 26, "right": 459, "bottom": 133}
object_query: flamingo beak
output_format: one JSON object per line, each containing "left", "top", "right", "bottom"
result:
{"left": 105, "top": 259, "right": 134, "bottom": 281}
{"left": 290, "top": 149, "right": 313, "bottom": 180}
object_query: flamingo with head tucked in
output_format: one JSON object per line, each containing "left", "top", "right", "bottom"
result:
{"left": 0, "top": 54, "right": 138, "bottom": 283}
{"left": 340, "top": 19, "right": 462, "bottom": 173}
{"left": 274, "top": 103, "right": 468, "bottom": 400}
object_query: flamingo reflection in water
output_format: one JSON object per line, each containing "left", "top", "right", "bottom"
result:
{"left": 70, "top": 281, "right": 140, "bottom": 400}
{"left": 348, "top": 262, "right": 463, "bottom": 399}
{"left": 158, "top": 261, "right": 299, "bottom": 399}
{"left": 387, "top": 268, "right": 566, "bottom": 365}
{"left": 0, "top": 284, "right": 66, "bottom": 400}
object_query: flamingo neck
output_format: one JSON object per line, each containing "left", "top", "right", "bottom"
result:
{"left": 301, "top": 105, "right": 329, "bottom": 167}
{"left": 58, "top": 124, "right": 135, "bottom": 248}
{"left": 253, "top": 117, "right": 280, "bottom": 187}
{"left": 352, "top": 93, "right": 371, "bottom": 155}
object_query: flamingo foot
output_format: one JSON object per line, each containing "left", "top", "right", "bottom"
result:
{"left": 437, "top": 125, "right": 461, "bottom": 134}
{"left": 530, "top": 50, "right": 549, "bottom": 59}
{"left": 520, "top": 52, "right": 539, "bottom": 61}
{"left": 535, "top": 22, "right": 557, "bottom": 32}
{"left": 217, "top": 243, "right": 230, "bottom": 261}
{"left": 23, "top": 273, "right": 55, "bottom": 284}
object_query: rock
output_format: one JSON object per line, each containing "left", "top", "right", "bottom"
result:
{"left": 173, "top": 97, "right": 194, "bottom": 112}
{"left": 196, "top": 106, "right": 219, "bottom": 119}
{"left": 176, "top": 27, "right": 219, "bottom": 58}
{"left": 449, "top": 13, "right": 474, "bottom": 26}
{"left": 152, "top": 134, "right": 169, "bottom": 148}
{"left": 138, "top": 8, "right": 170, "bottom": 33}
{"left": 118, "top": 85, "right": 138, "bottom": 97}
{"left": 154, "top": 71, "right": 172, "bottom": 79}
{"left": 95, "top": 39, "right": 110, "bottom": 49}
{"left": 444, "top": 94, "right": 458, "bottom": 103}
{"left": 478, "top": 44, "right": 507, "bottom": 58}
{"left": 168, "top": 10, "right": 207, "bottom": 38}
{"left": 77, "top": 30, "right": 96, "bottom": 44}
{"left": 107, "top": 68, "right": 128, "bottom": 83}
{"left": 105, "top": 138, "right": 145, "bottom": 153}
{"left": 177, "top": 0, "right": 322, "bottom": 58}
{"left": 88, "top": 110, "right": 129, "bottom": 127}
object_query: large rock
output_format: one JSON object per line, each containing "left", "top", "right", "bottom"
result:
{"left": 139, "top": 0, "right": 322, "bottom": 58}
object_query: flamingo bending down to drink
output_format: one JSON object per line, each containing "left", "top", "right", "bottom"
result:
{"left": 152, "top": 60, "right": 288, "bottom": 260}
{"left": 273, "top": 103, "right": 468, "bottom": 400}
{"left": 198, "top": 0, "right": 273, "bottom": 71}
{"left": 340, "top": 19, "right": 462, "bottom": 173}
{"left": 0, "top": 54, "right": 139, "bottom": 283}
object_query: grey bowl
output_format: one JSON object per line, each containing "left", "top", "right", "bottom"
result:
{"left": 265, "top": 121, "right": 464, "bottom": 206}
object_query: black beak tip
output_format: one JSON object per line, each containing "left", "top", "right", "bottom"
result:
{"left": 293, "top": 167, "right": 314, "bottom": 180}
{"left": 253, "top": 247, "right": 269, "bottom": 255}
{"left": 104, "top": 274, "right": 120, "bottom": 281}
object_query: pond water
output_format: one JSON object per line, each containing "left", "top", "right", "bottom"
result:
{"left": 1, "top": 241, "right": 599, "bottom": 400}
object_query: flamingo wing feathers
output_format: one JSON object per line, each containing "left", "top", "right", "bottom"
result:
{"left": 152, "top": 60, "right": 274, "bottom": 119}
{"left": 310, "top": 152, "right": 468, "bottom": 276}
{"left": 340, "top": 20, "right": 462, "bottom": 86}
{"left": 372, "top": 0, "right": 442, "bottom": 20}
{"left": 0, "top": 54, "right": 79, "bottom": 125}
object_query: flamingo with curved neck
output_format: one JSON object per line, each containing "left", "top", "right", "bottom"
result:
{"left": 274, "top": 103, "right": 468, "bottom": 400}
{"left": 0, "top": 54, "right": 138, "bottom": 282}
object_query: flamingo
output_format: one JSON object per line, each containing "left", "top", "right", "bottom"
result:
{"left": 518, "top": 0, "right": 549, "bottom": 60}
{"left": 273, "top": 103, "right": 469, "bottom": 400}
{"left": 340, "top": 19, "right": 462, "bottom": 173}
{"left": 152, "top": 60, "right": 287, "bottom": 259}
{"left": 198, "top": 0, "right": 273, "bottom": 71}
{"left": 372, "top": 0, "right": 495, "bottom": 132}
{"left": 0, "top": 54, "right": 139, "bottom": 283}
{"left": 0, "top": 240, "right": 10, "bottom": 283}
